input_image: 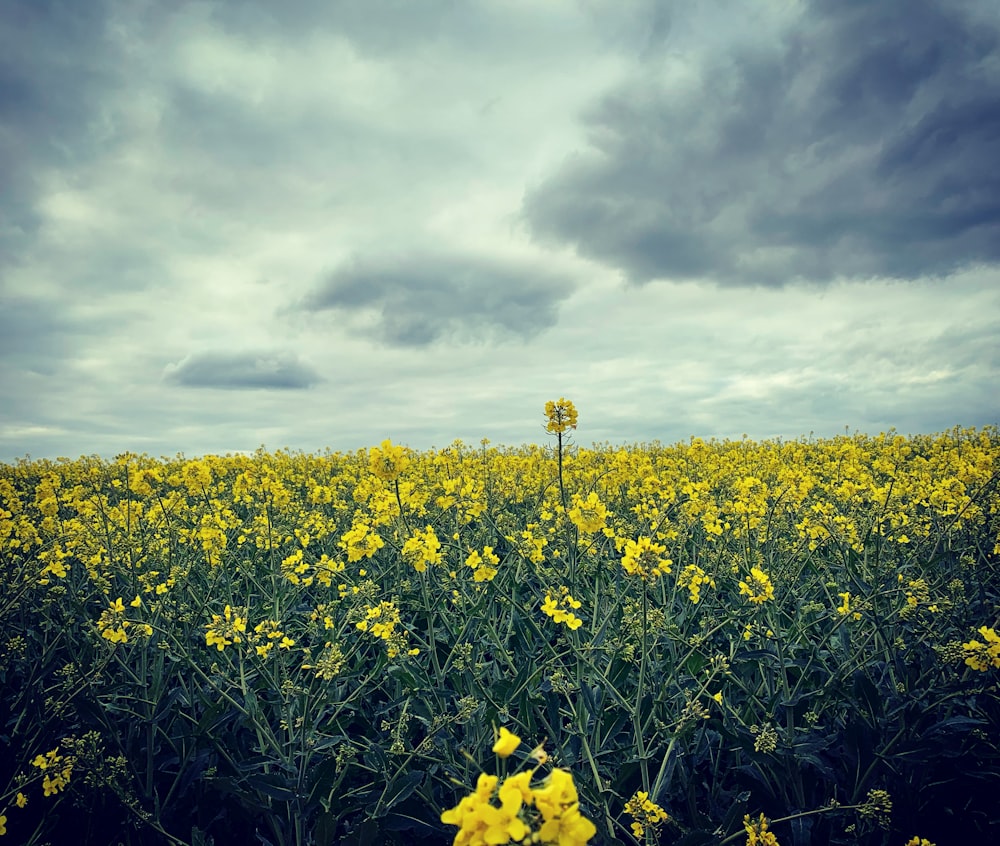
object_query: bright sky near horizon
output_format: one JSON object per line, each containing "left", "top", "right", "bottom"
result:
{"left": 2, "top": 0, "right": 999, "bottom": 462}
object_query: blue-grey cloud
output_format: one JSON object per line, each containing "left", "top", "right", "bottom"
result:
{"left": 524, "top": 0, "right": 1000, "bottom": 286}
{"left": 300, "top": 253, "right": 576, "bottom": 347}
{"left": 164, "top": 352, "right": 322, "bottom": 390}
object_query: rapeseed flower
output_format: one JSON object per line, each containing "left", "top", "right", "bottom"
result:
{"left": 678, "top": 563, "right": 714, "bottom": 603}
{"left": 441, "top": 739, "right": 597, "bottom": 846}
{"left": 621, "top": 536, "right": 671, "bottom": 581}
{"left": 97, "top": 597, "right": 130, "bottom": 644}
{"left": 440, "top": 772, "right": 529, "bottom": 846}
{"left": 568, "top": 492, "right": 608, "bottom": 534}
{"left": 493, "top": 726, "right": 522, "bottom": 758}
{"left": 545, "top": 398, "right": 578, "bottom": 434}
{"left": 339, "top": 521, "right": 384, "bottom": 563}
{"left": 205, "top": 605, "right": 247, "bottom": 651}
{"left": 739, "top": 567, "right": 775, "bottom": 604}
{"left": 624, "top": 790, "right": 669, "bottom": 839}
{"left": 402, "top": 525, "right": 443, "bottom": 572}
{"left": 962, "top": 626, "right": 1000, "bottom": 671}
{"left": 31, "top": 747, "right": 73, "bottom": 796}
{"left": 743, "top": 813, "right": 780, "bottom": 846}
{"left": 465, "top": 547, "right": 500, "bottom": 582}
{"left": 369, "top": 439, "right": 410, "bottom": 482}
{"left": 541, "top": 588, "right": 584, "bottom": 630}
{"left": 836, "top": 592, "right": 862, "bottom": 621}
{"left": 533, "top": 769, "right": 597, "bottom": 846}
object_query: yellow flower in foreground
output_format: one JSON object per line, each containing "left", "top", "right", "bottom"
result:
{"left": 962, "top": 625, "right": 1000, "bottom": 671}
{"left": 440, "top": 772, "right": 529, "bottom": 845}
{"left": 493, "top": 726, "right": 522, "bottom": 758}
{"left": 441, "top": 738, "right": 597, "bottom": 846}
{"left": 205, "top": 605, "right": 248, "bottom": 651}
{"left": 904, "top": 838, "right": 935, "bottom": 846}
{"left": 743, "top": 812, "right": 780, "bottom": 846}
{"left": 465, "top": 546, "right": 500, "bottom": 582}
{"left": 0, "top": 813, "right": 6, "bottom": 836}
{"left": 624, "top": 790, "right": 670, "bottom": 840}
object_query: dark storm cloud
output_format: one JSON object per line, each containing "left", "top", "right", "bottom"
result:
{"left": 165, "top": 352, "right": 322, "bottom": 390}
{"left": 300, "top": 253, "right": 576, "bottom": 347}
{"left": 524, "top": 0, "right": 1000, "bottom": 286}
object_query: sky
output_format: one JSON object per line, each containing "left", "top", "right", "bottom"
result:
{"left": 2, "top": 0, "right": 999, "bottom": 462}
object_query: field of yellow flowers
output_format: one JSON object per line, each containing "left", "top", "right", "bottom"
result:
{"left": 1, "top": 403, "right": 998, "bottom": 846}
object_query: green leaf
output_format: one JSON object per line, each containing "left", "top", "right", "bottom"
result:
{"left": 376, "top": 770, "right": 424, "bottom": 815}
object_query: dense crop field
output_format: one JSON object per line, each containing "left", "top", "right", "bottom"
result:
{"left": 1, "top": 404, "right": 998, "bottom": 846}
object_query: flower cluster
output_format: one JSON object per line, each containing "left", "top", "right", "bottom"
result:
{"left": 620, "top": 536, "right": 671, "bottom": 581}
{"left": 96, "top": 596, "right": 152, "bottom": 644}
{"left": 544, "top": 398, "right": 578, "bottom": 434}
{"left": 355, "top": 600, "right": 418, "bottom": 658}
{"left": 369, "top": 439, "right": 410, "bottom": 482}
{"left": 738, "top": 567, "right": 775, "bottom": 604}
{"left": 465, "top": 546, "right": 500, "bottom": 582}
{"left": 440, "top": 732, "right": 597, "bottom": 846}
{"left": 339, "top": 520, "right": 385, "bottom": 562}
{"left": 743, "top": 813, "right": 780, "bottom": 846}
{"left": 678, "top": 563, "right": 714, "bottom": 603}
{"left": 541, "top": 587, "right": 584, "bottom": 631}
{"left": 568, "top": 492, "right": 608, "bottom": 534}
{"left": 962, "top": 626, "right": 1000, "bottom": 671}
{"left": 251, "top": 619, "right": 295, "bottom": 658}
{"left": 836, "top": 591, "right": 862, "bottom": 621}
{"left": 624, "top": 790, "right": 669, "bottom": 839}
{"left": 205, "top": 605, "right": 248, "bottom": 651}
{"left": 402, "top": 525, "right": 443, "bottom": 572}
{"left": 31, "top": 747, "right": 74, "bottom": 796}
{"left": 302, "top": 641, "right": 345, "bottom": 680}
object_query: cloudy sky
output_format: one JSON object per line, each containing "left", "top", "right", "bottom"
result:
{"left": 2, "top": 0, "right": 999, "bottom": 462}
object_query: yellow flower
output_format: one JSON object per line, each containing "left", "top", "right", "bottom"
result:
{"left": 492, "top": 726, "right": 522, "bottom": 758}
{"left": 568, "top": 492, "right": 608, "bottom": 534}
{"left": 204, "top": 605, "right": 247, "bottom": 651}
{"left": 368, "top": 439, "right": 410, "bottom": 482}
{"left": 440, "top": 772, "right": 528, "bottom": 845}
{"left": 743, "top": 812, "right": 780, "bottom": 846}
{"left": 621, "top": 536, "right": 671, "bottom": 581}
{"left": 15, "top": 792, "right": 26, "bottom": 808}
{"left": 401, "top": 525, "right": 443, "bottom": 572}
{"left": 545, "top": 398, "right": 578, "bottom": 434}
{"left": 904, "top": 838, "right": 935, "bottom": 846}
{"left": 739, "top": 567, "right": 775, "bottom": 604}
{"left": 625, "top": 790, "right": 670, "bottom": 839}
{"left": 962, "top": 626, "right": 1000, "bottom": 671}
{"left": 541, "top": 589, "right": 584, "bottom": 630}
{"left": 0, "top": 813, "right": 6, "bottom": 836}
